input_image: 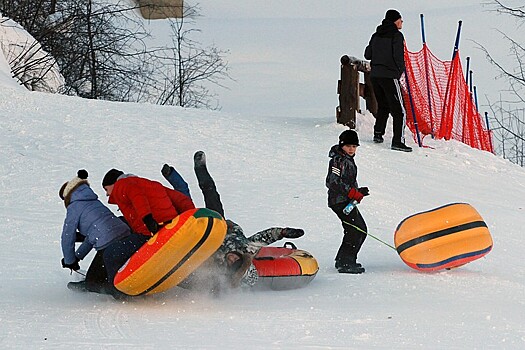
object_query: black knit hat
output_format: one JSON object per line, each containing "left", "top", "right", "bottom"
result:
{"left": 102, "top": 168, "right": 123, "bottom": 187}
{"left": 339, "top": 130, "right": 360, "bottom": 147}
{"left": 385, "top": 9, "right": 402, "bottom": 22}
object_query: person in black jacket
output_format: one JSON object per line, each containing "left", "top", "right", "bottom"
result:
{"left": 364, "top": 9, "right": 412, "bottom": 152}
{"left": 326, "top": 130, "right": 369, "bottom": 274}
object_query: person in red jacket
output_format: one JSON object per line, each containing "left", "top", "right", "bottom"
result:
{"left": 101, "top": 169, "right": 195, "bottom": 236}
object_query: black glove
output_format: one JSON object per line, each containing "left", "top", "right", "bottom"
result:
{"left": 358, "top": 187, "right": 370, "bottom": 197}
{"left": 61, "top": 257, "right": 80, "bottom": 271}
{"left": 143, "top": 213, "right": 159, "bottom": 234}
{"left": 281, "top": 228, "right": 305, "bottom": 239}
{"left": 75, "top": 230, "right": 85, "bottom": 242}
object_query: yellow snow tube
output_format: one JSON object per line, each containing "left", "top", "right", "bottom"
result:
{"left": 394, "top": 203, "right": 492, "bottom": 271}
{"left": 114, "top": 208, "right": 226, "bottom": 295}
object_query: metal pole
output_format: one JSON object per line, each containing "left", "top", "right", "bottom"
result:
{"left": 473, "top": 86, "right": 479, "bottom": 111}
{"left": 452, "top": 20, "right": 463, "bottom": 60}
{"left": 441, "top": 21, "right": 463, "bottom": 139}
{"left": 421, "top": 13, "right": 435, "bottom": 137}
{"left": 465, "top": 57, "right": 470, "bottom": 84}
{"left": 404, "top": 72, "right": 423, "bottom": 147}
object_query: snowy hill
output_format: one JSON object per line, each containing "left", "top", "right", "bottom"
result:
{"left": 0, "top": 3, "right": 523, "bottom": 348}
{"left": 1, "top": 83, "right": 525, "bottom": 348}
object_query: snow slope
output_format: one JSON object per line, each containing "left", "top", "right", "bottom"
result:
{"left": 0, "top": 5, "right": 523, "bottom": 347}
{"left": 0, "top": 83, "right": 524, "bottom": 348}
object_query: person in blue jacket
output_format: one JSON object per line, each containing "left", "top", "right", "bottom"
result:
{"left": 59, "top": 169, "right": 130, "bottom": 295}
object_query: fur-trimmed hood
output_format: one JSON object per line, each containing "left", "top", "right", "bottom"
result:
{"left": 61, "top": 179, "right": 90, "bottom": 208}
{"left": 59, "top": 169, "right": 90, "bottom": 208}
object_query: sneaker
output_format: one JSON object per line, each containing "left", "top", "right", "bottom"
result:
{"left": 373, "top": 133, "right": 384, "bottom": 143}
{"left": 67, "top": 281, "right": 88, "bottom": 292}
{"left": 338, "top": 263, "right": 365, "bottom": 274}
{"left": 391, "top": 143, "right": 413, "bottom": 152}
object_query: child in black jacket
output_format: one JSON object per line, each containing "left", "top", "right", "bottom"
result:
{"left": 325, "top": 130, "right": 369, "bottom": 273}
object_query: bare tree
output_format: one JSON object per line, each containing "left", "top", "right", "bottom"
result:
{"left": 478, "top": 0, "right": 525, "bottom": 166}
{"left": 152, "top": 4, "right": 231, "bottom": 109}
{"left": 47, "top": 0, "right": 158, "bottom": 101}
{"left": 0, "top": 0, "right": 231, "bottom": 109}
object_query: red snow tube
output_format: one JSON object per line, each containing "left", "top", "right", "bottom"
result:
{"left": 252, "top": 243, "right": 318, "bottom": 290}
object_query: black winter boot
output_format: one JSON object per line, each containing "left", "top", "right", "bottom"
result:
{"left": 391, "top": 143, "right": 413, "bottom": 152}
{"left": 335, "top": 260, "right": 362, "bottom": 269}
{"left": 161, "top": 163, "right": 173, "bottom": 178}
{"left": 373, "top": 133, "right": 384, "bottom": 143}
{"left": 67, "top": 280, "right": 88, "bottom": 292}
{"left": 338, "top": 263, "right": 365, "bottom": 274}
{"left": 194, "top": 151, "right": 214, "bottom": 190}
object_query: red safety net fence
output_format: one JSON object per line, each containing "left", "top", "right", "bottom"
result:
{"left": 400, "top": 43, "right": 494, "bottom": 153}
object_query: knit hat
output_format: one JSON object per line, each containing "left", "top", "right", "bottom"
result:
{"left": 385, "top": 9, "right": 402, "bottom": 22}
{"left": 102, "top": 169, "right": 124, "bottom": 187}
{"left": 339, "top": 129, "right": 360, "bottom": 147}
{"left": 59, "top": 169, "right": 89, "bottom": 207}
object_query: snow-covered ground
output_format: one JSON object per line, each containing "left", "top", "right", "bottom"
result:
{"left": 1, "top": 82, "right": 524, "bottom": 348}
{"left": 1, "top": 3, "right": 525, "bottom": 348}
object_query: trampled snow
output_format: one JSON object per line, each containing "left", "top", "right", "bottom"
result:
{"left": 1, "top": 83, "right": 524, "bottom": 348}
{"left": 1, "top": 3, "right": 525, "bottom": 348}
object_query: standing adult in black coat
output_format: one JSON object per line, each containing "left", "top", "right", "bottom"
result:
{"left": 365, "top": 9, "right": 412, "bottom": 152}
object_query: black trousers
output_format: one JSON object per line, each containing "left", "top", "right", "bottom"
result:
{"left": 103, "top": 233, "right": 150, "bottom": 285}
{"left": 371, "top": 76, "right": 406, "bottom": 145}
{"left": 330, "top": 202, "right": 367, "bottom": 264}
{"left": 84, "top": 250, "right": 109, "bottom": 293}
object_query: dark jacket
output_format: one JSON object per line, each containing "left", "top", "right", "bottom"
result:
{"left": 326, "top": 145, "right": 359, "bottom": 207}
{"left": 108, "top": 174, "right": 195, "bottom": 236}
{"left": 364, "top": 19, "right": 405, "bottom": 79}
{"left": 61, "top": 184, "right": 130, "bottom": 264}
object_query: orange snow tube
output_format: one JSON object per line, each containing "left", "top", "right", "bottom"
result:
{"left": 394, "top": 203, "right": 492, "bottom": 271}
{"left": 114, "top": 208, "right": 227, "bottom": 296}
{"left": 253, "top": 243, "right": 318, "bottom": 290}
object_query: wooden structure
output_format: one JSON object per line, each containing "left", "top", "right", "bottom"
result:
{"left": 336, "top": 55, "right": 377, "bottom": 128}
{"left": 134, "top": 0, "right": 183, "bottom": 20}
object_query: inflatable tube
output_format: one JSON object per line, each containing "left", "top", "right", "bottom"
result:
{"left": 114, "top": 208, "right": 227, "bottom": 296}
{"left": 394, "top": 203, "right": 492, "bottom": 272}
{"left": 252, "top": 243, "right": 318, "bottom": 290}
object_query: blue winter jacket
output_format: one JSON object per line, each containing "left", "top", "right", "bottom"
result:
{"left": 61, "top": 184, "right": 130, "bottom": 264}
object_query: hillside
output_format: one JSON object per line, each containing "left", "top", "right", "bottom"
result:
{"left": 1, "top": 85, "right": 524, "bottom": 348}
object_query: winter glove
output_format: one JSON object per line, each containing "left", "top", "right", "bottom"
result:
{"left": 348, "top": 187, "right": 364, "bottom": 203}
{"left": 280, "top": 228, "right": 305, "bottom": 239}
{"left": 143, "top": 213, "right": 159, "bottom": 234}
{"left": 75, "top": 230, "right": 85, "bottom": 242}
{"left": 61, "top": 257, "right": 80, "bottom": 271}
{"left": 358, "top": 187, "right": 370, "bottom": 197}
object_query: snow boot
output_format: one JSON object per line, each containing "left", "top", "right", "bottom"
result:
{"left": 338, "top": 264, "right": 365, "bottom": 274}
{"left": 280, "top": 228, "right": 305, "bottom": 239}
{"left": 373, "top": 133, "right": 384, "bottom": 143}
{"left": 194, "top": 151, "right": 214, "bottom": 190}
{"left": 337, "top": 263, "right": 365, "bottom": 274}
{"left": 391, "top": 143, "right": 413, "bottom": 152}
{"left": 67, "top": 280, "right": 88, "bottom": 292}
{"left": 161, "top": 163, "right": 173, "bottom": 178}
{"left": 335, "top": 260, "right": 361, "bottom": 269}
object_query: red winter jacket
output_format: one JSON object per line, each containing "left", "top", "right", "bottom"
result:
{"left": 108, "top": 175, "right": 195, "bottom": 236}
